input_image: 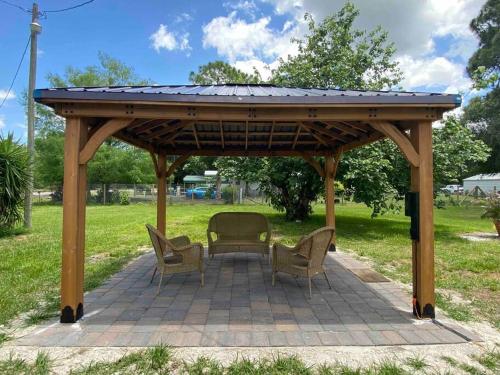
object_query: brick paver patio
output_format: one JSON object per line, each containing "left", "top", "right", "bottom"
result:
{"left": 17, "top": 250, "right": 474, "bottom": 347}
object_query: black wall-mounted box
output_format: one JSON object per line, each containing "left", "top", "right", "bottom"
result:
{"left": 405, "top": 192, "right": 419, "bottom": 240}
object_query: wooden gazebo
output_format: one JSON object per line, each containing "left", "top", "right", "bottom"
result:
{"left": 34, "top": 84, "right": 460, "bottom": 323}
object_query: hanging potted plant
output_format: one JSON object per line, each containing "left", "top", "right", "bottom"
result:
{"left": 481, "top": 194, "right": 500, "bottom": 236}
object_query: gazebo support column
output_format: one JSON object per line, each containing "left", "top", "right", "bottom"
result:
{"left": 61, "top": 117, "right": 87, "bottom": 323}
{"left": 156, "top": 152, "right": 167, "bottom": 235}
{"left": 324, "top": 149, "right": 342, "bottom": 251}
{"left": 410, "top": 121, "right": 435, "bottom": 318}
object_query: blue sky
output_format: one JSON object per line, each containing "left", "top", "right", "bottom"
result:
{"left": 0, "top": 0, "right": 486, "bottom": 139}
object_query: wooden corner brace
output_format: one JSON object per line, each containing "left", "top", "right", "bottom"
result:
{"left": 369, "top": 121, "right": 420, "bottom": 168}
{"left": 79, "top": 118, "right": 135, "bottom": 164}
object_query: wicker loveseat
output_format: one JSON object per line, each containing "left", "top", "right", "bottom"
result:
{"left": 207, "top": 212, "right": 271, "bottom": 258}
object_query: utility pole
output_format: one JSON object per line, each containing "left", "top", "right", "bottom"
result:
{"left": 24, "top": 2, "right": 41, "bottom": 229}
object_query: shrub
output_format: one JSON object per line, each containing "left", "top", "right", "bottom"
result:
{"left": 0, "top": 133, "right": 29, "bottom": 231}
{"left": 221, "top": 185, "right": 234, "bottom": 204}
{"left": 119, "top": 191, "right": 130, "bottom": 205}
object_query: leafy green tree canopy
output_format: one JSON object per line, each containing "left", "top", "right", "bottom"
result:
{"left": 271, "top": 4, "right": 402, "bottom": 89}
{"left": 189, "top": 61, "right": 262, "bottom": 84}
{"left": 463, "top": 0, "right": 500, "bottom": 172}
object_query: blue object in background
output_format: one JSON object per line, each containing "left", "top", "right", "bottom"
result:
{"left": 185, "top": 187, "right": 216, "bottom": 199}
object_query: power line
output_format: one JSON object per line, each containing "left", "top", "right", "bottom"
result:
{"left": 0, "top": 34, "right": 31, "bottom": 110}
{"left": 43, "top": 0, "right": 95, "bottom": 13}
{"left": 0, "top": 0, "right": 30, "bottom": 13}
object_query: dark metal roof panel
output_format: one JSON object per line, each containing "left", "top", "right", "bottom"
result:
{"left": 33, "top": 84, "right": 461, "bottom": 106}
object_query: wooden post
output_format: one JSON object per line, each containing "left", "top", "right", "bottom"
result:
{"left": 157, "top": 152, "right": 167, "bottom": 235}
{"left": 324, "top": 155, "right": 335, "bottom": 250}
{"left": 61, "top": 117, "right": 87, "bottom": 323}
{"left": 410, "top": 121, "right": 435, "bottom": 318}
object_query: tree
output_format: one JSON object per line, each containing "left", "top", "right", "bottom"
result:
{"left": 0, "top": 133, "right": 29, "bottom": 231}
{"left": 463, "top": 0, "right": 500, "bottom": 172}
{"left": 263, "top": 2, "right": 402, "bottom": 220}
{"left": 271, "top": 6, "right": 401, "bottom": 89}
{"left": 34, "top": 53, "right": 154, "bottom": 192}
{"left": 189, "top": 61, "right": 262, "bottom": 84}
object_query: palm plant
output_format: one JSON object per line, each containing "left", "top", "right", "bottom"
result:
{"left": 0, "top": 133, "right": 29, "bottom": 231}
{"left": 481, "top": 194, "right": 500, "bottom": 236}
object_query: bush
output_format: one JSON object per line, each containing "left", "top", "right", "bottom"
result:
{"left": 0, "top": 133, "right": 29, "bottom": 231}
{"left": 221, "top": 186, "right": 234, "bottom": 204}
{"left": 119, "top": 191, "right": 130, "bottom": 205}
{"left": 434, "top": 196, "right": 446, "bottom": 209}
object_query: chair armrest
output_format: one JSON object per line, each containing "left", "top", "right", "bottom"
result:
{"left": 170, "top": 235, "right": 190, "bottom": 248}
{"left": 173, "top": 242, "right": 204, "bottom": 267}
{"left": 207, "top": 230, "right": 216, "bottom": 245}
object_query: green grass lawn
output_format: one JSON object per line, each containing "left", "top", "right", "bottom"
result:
{"left": 0, "top": 201, "right": 498, "bottom": 328}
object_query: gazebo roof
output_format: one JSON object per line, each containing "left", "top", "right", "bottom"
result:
{"left": 34, "top": 84, "right": 460, "bottom": 157}
{"left": 34, "top": 84, "right": 461, "bottom": 106}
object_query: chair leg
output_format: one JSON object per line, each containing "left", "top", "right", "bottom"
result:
{"left": 157, "top": 272, "right": 164, "bottom": 295}
{"left": 150, "top": 267, "right": 157, "bottom": 284}
{"left": 272, "top": 271, "right": 276, "bottom": 286}
{"left": 201, "top": 272, "right": 205, "bottom": 287}
{"left": 324, "top": 271, "right": 332, "bottom": 289}
{"left": 308, "top": 277, "right": 312, "bottom": 298}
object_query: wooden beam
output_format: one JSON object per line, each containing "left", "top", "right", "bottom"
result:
{"left": 150, "top": 151, "right": 159, "bottom": 177}
{"left": 410, "top": 121, "right": 435, "bottom": 318}
{"left": 219, "top": 120, "right": 224, "bottom": 149}
{"left": 332, "top": 147, "right": 343, "bottom": 177}
{"left": 56, "top": 103, "right": 443, "bottom": 122}
{"left": 301, "top": 122, "right": 350, "bottom": 143}
{"left": 156, "top": 152, "right": 167, "bottom": 235}
{"left": 268, "top": 121, "right": 275, "bottom": 149}
{"left": 192, "top": 123, "right": 201, "bottom": 149}
{"left": 301, "top": 153, "right": 325, "bottom": 178}
{"left": 245, "top": 121, "right": 249, "bottom": 150}
{"left": 299, "top": 121, "right": 328, "bottom": 146}
{"left": 323, "top": 121, "right": 362, "bottom": 137}
{"left": 369, "top": 121, "right": 420, "bottom": 167}
{"left": 79, "top": 118, "right": 135, "bottom": 164}
{"left": 156, "top": 148, "right": 332, "bottom": 157}
{"left": 292, "top": 123, "right": 302, "bottom": 149}
{"left": 341, "top": 131, "right": 385, "bottom": 152}
{"left": 151, "top": 121, "right": 195, "bottom": 144}
{"left": 61, "top": 117, "right": 87, "bottom": 323}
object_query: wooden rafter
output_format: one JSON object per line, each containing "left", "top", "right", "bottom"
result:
{"left": 245, "top": 121, "right": 249, "bottom": 150}
{"left": 219, "top": 120, "right": 224, "bottom": 149}
{"left": 192, "top": 123, "right": 201, "bottom": 149}
{"left": 268, "top": 121, "right": 275, "bottom": 149}
{"left": 149, "top": 151, "right": 160, "bottom": 177}
{"left": 369, "top": 121, "right": 419, "bottom": 167}
{"left": 292, "top": 123, "right": 302, "bottom": 149}
{"left": 300, "top": 122, "right": 350, "bottom": 143}
{"left": 323, "top": 121, "right": 362, "bottom": 137}
{"left": 156, "top": 121, "right": 195, "bottom": 145}
{"left": 298, "top": 121, "right": 328, "bottom": 146}
{"left": 114, "top": 131, "right": 156, "bottom": 153}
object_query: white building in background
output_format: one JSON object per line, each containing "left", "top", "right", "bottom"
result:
{"left": 463, "top": 173, "right": 500, "bottom": 194}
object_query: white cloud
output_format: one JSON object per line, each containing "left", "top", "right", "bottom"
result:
{"left": 202, "top": 11, "right": 300, "bottom": 62}
{"left": 224, "top": 0, "right": 259, "bottom": 18}
{"left": 262, "top": 0, "right": 485, "bottom": 56}
{"left": 0, "top": 89, "right": 16, "bottom": 101}
{"left": 150, "top": 24, "right": 191, "bottom": 53}
{"left": 203, "top": 0, "right": 484, "bottom": 94}
{"left": 174, "top": 12, "right": 193, "bottom": 23}
{"left": 397, "top": 55, "right": 471, "bottom": 93}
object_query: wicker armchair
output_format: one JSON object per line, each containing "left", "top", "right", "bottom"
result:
{"left": 146, "top": 224, "right": 204, "bottom": 294}
{"left": 272, "top": 226, "right": 335, "bottom": 298}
